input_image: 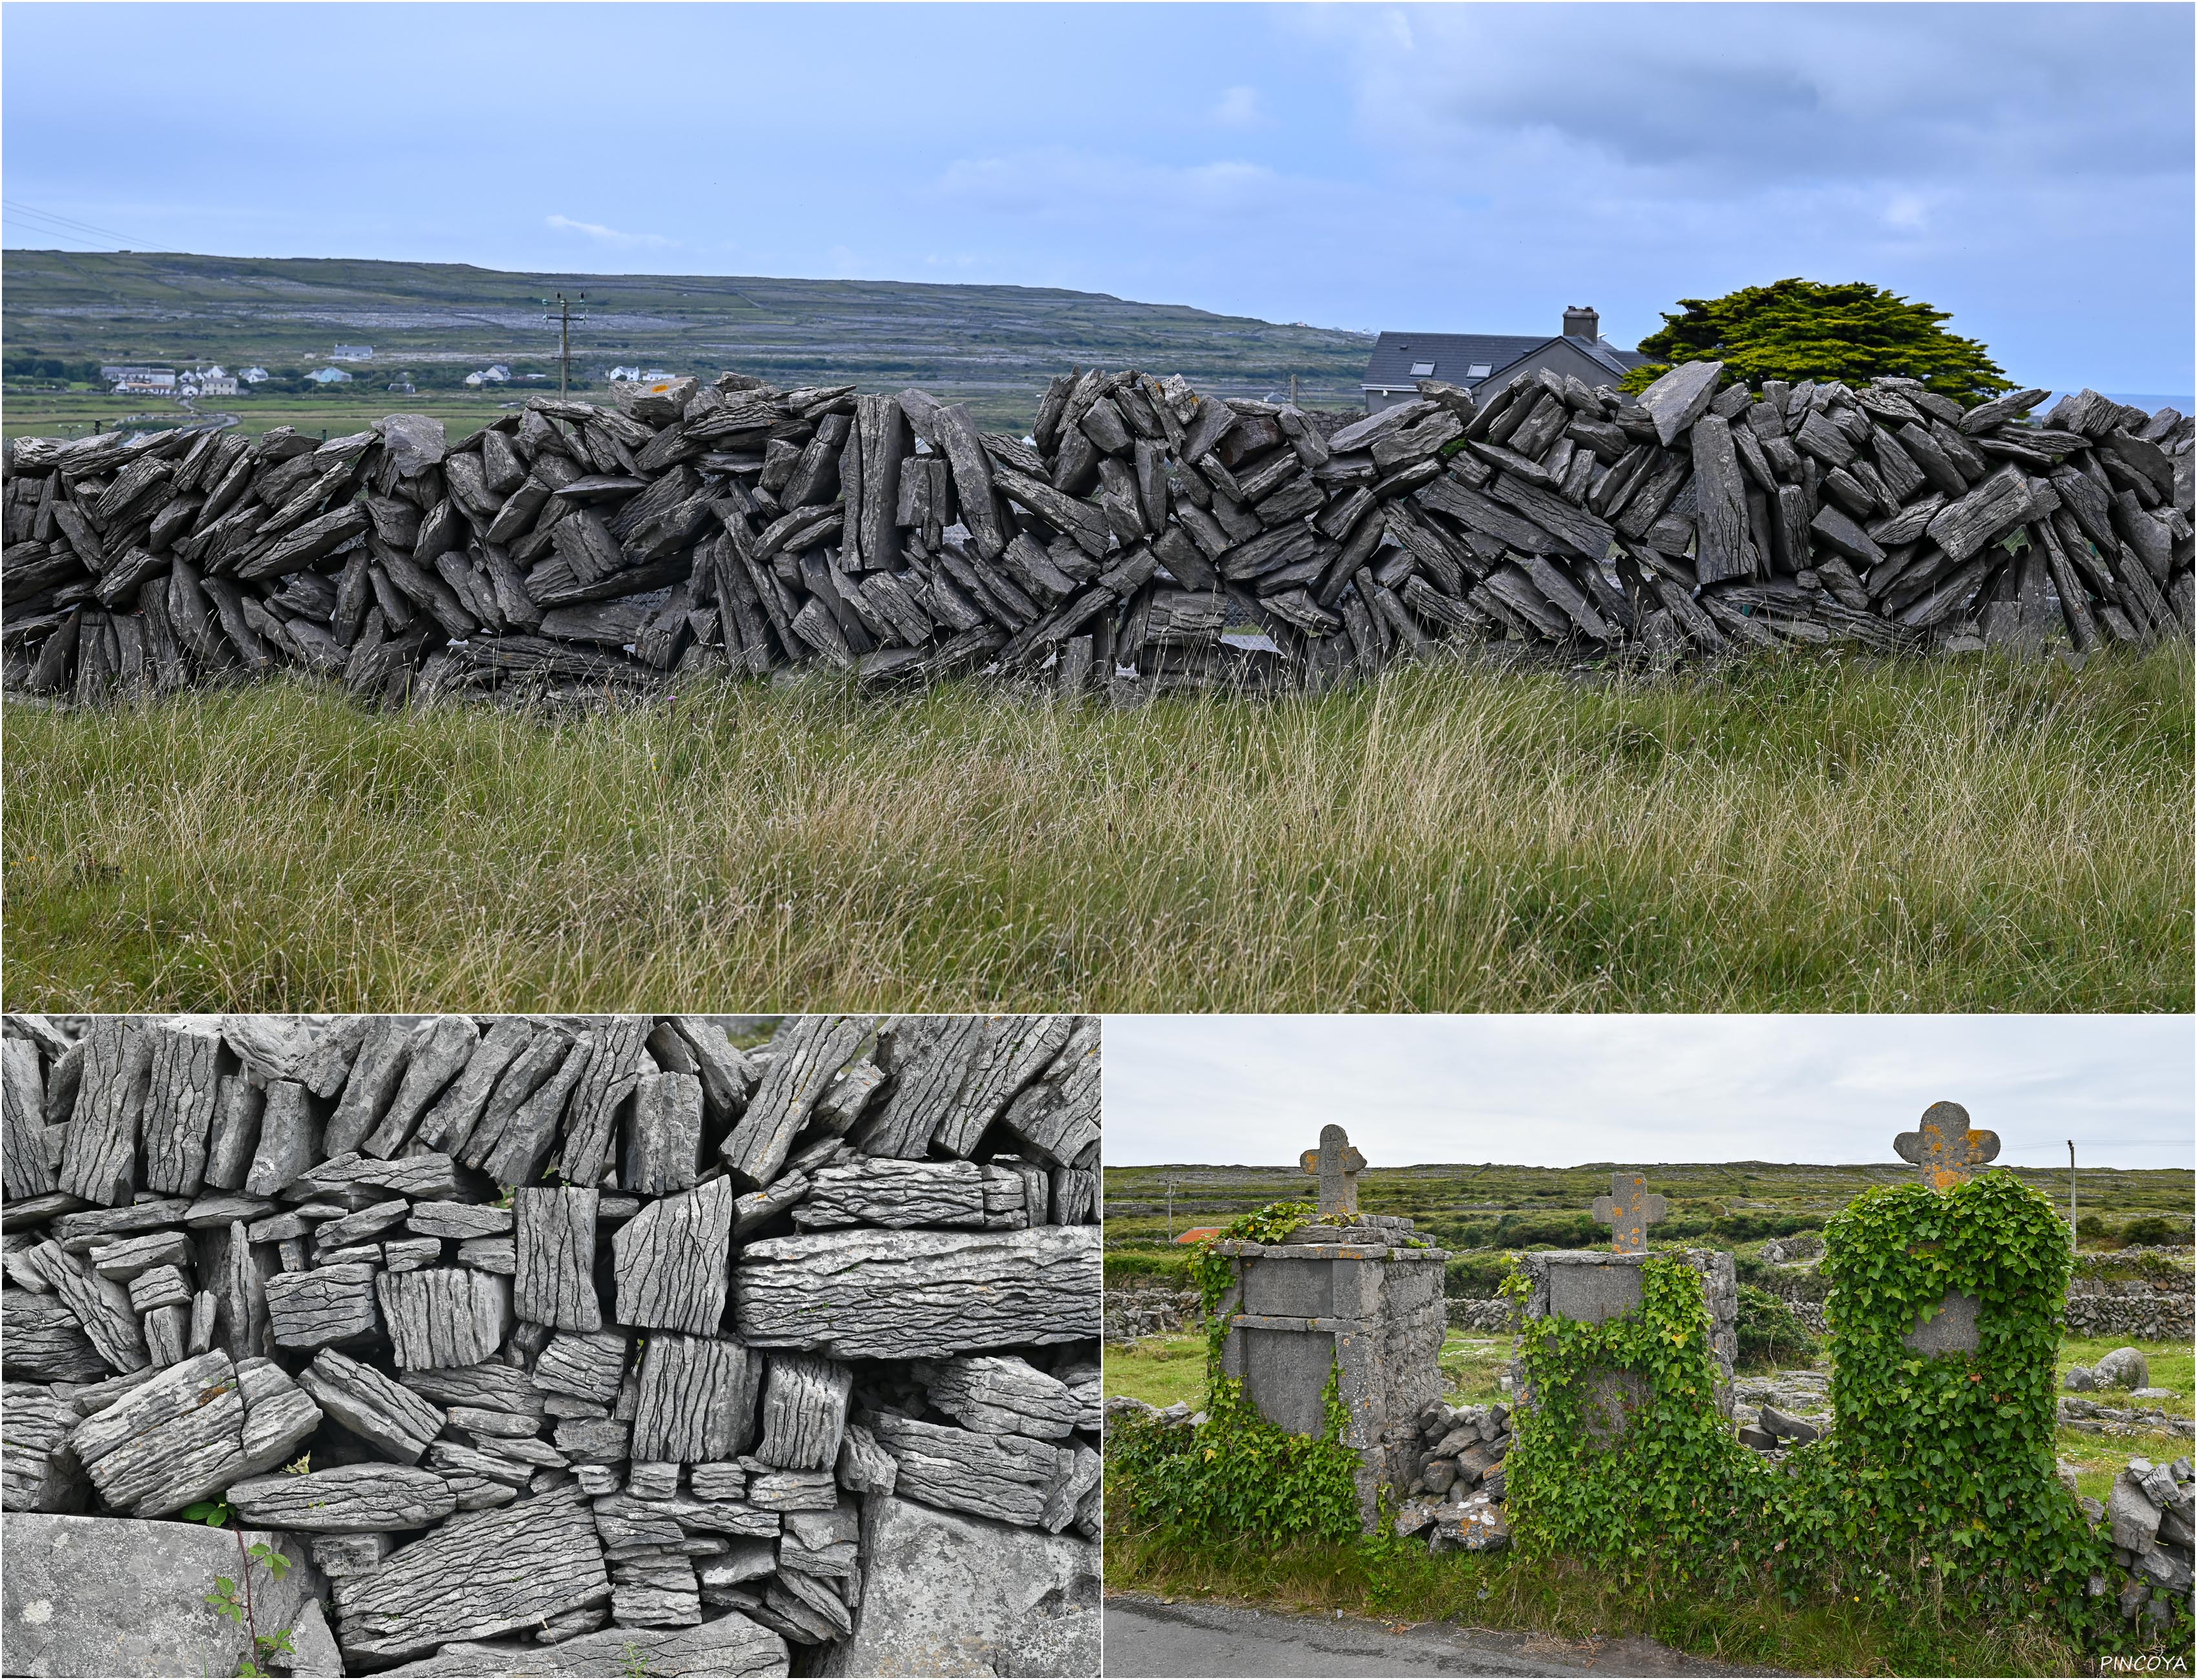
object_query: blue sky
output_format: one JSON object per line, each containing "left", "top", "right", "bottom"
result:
{"left": 3, "top": 3, "right": 2191, "bottom": 392}
{"left": 1104, "top": 1016, "right": 2195, "bottom": 1170}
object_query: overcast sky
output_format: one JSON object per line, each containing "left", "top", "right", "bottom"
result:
{"left": 1103, "top": 1016, "right": 2196, "bottom": 1171}
{"left": 3, "top": 3, "right": 2191, "bottom": 394}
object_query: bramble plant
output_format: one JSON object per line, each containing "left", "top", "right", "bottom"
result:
{"left": 186, "top": 1499, "right": 299, "bottom": 1678}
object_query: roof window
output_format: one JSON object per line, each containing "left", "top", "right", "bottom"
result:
{"left": 1409, "top": 361, "right": 1436, "bottom": 377}
{"left": 1467, "top": 364, "right": 1493, "bottom": 378}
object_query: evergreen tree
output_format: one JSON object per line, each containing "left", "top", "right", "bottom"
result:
{"left": 1621, "top": 278, "right": 2013, "bottom": 402}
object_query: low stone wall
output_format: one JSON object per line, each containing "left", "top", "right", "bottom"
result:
{"left": 2065, "top": 1293, "right": 2194, "bottom": 1341}
{"left": 1102, "top": 1288, "right": 1202, "bottom": 1342}
{"left": 1, "top": 1012, "right": 1102, "bottom": 1679}
{"left": 6, "top": 365, "right": 2189, "bottom": 714}
{"left": 1444, "top": 1297, "right": 1515, "bottom": 1333}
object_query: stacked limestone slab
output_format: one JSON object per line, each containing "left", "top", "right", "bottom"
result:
{"left": 4, "top": 366, "right": 2189, "bottom": 709}
{"left": 1, "top": 1013, "right": 1101, "bottom": 1677}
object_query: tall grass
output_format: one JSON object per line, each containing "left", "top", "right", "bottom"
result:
{"left": 3, "top": 646, "right": 2189, "bottom": 1012}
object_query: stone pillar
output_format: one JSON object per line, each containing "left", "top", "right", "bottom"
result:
{"left": 1515, "top": 1248, "right": 1738, "bottom": 1432}
{"left": 1213, "top": 1213, "right": 1447, "bottom": 1526}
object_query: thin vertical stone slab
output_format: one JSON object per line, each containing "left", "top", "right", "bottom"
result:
{"left": 514, "top": 1186, "right": 602, "bottom": 1332}
{"left": 664, "top": 1018, "right": 757, "bottom": 1128}
{"left": 324, "top": 1016, "right": 416, "bottom": 1157}
{"left": 755, "top": 1355, "right": 852, "bottom": 1471}
{"left": 998, "top": 1017, "right": 1100, "bottom": 1170}
{"left": 483, "top": 1031, "right": 596, "bottom": 1188}
{"left": 3, "top": 1038, "right": 57, "bottom": 1201}
{"left": 378, "top": 1266, "right": 514, "bottom": 1370}
{"left": 296, "top": 1345, "right": 447, "bottom": 1463}
{"left": 414, "top": 1016, "right": 536, "bottom": 1157}
{"left": 201, "top": 1075, "right": 265, "bottom": 1193}
{"left": 458, "top": 1025, "right": 573, "bottom": 1173}
{"left": 931, "top": 1016, "right": 1076, "bottom": 1157}
{"left": 613, "top": 1175, "right": 735, "bottom": 1335}
{"left": 2, "top": 1381, "right": 89, "bottom": 1511}
{"left": 624, "top": 1070, "right": 704, "bottom": 1196}
{"left": 558, "top": 1016, "right": 648, "bottom": 1188}
{"left": 719, "top": 1016, "right": 868, "bottom": 1188}
{"left": 1690, "top": 414, "right": 1751, "bottom": 584}
{"left": 215, "top": 1219, "right": 277, "bottom": 1363}
{"left": 361, "top": 1015, "right": 479, "bottom": 1159}
{"left": 219, "top": 1015, "right": 369, "bottom": 1100}
{"left": 59, "top": 1017, "right": 150, "bottom": 1206}
{"left": 244, "top": 1080, "right": 323, "bottom": 1197}
{"left": 139, "top": 1020, "right": 224, "bottom": 1197}
{"left": 859, "top": 1016, "right": 985, "bottom": 1160}
{"left": 630, "top": 1332, "right": 757, "bottom": 1463}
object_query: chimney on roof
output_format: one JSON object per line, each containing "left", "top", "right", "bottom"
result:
{"left": 1564, "top": 305, "right": 1600, "bottom": 342}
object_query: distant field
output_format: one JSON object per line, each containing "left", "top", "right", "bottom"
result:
{"left": 0, "top": 387, "right": 525, "bottom": 445}
{"left": 1103, "top": 1160, "right": 2197, "bottom": 1271}
{"left": 4, "top": 645, "right": 2189, "bottom": 1013}
{"left": 1, "top": 248, "right": 1376, "bottom": 433}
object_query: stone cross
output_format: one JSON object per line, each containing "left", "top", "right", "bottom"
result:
{"left": 1893, "top": 1101, "right": 2000, "bottom": 1192}
{"left": 1299, "top": 1124, "right": 1365, "bottom": 1219}
{"left": 1592, "top": 1172, "right": 1666, "bottom": 1255}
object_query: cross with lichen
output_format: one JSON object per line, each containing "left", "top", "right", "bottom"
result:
{"left": 1592, "top": 1172, "right": 1666, "bottom": 1255}
{"left": 1893, "top": 1101, "right": 2000, "bottom": 1192}
{"left": 1299, "top": 1124, "right": 1365, "bottom": 1219}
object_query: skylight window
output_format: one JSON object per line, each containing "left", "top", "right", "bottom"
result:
{"left": 1409, "top": 360, "right": 1436, "bottom": 377}
{"left": 1467, "top": 363, "right": 1493, "bottom": 378}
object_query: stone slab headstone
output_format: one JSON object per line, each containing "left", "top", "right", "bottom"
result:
{"left": 1546, "top": 1261, "right": 1645, "bottom": 1324}
{"left": 1901, "top": 1288, "right": 1982, "bottom": 1355}
{"left": 1590, "top": 1173, "right": 1666, "bottom": 1255}
{"left": 1298, "top": 1124, "right": 1365, "bottom": 1219}
{"left": 1241, "top": 1328, "right": 1338, "bottom": 1436}
{"left": 1893, "top": 1102, "right": 2001, "bottom": 1192}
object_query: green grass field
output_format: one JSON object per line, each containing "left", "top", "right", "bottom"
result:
{"left": 0, "top": 386, "right": 526, "bottom": 445}
{"left": 4, "top": 646, "right": 2189, "bottom": 1013}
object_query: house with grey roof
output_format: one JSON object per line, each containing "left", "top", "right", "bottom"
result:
{"left": 1361, "top": 306, "right": 1648, "bottom": 414}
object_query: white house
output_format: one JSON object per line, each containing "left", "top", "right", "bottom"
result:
{"left": 240, "top": 368, "right": 271, "bottom": 384}
{"left": 107, "top": 367, "right": 177, "bottom": 394}
{"left": 464, "top": 364, "right": 512, "bottom": 388}
{"left": 305, "top": 367, "right": 353, "bottom": 384}
{"left": 182, "top": 365, "right": 238, "bottom": 398}
{"left": 330, "top": 344, "right": 375, "bottom": 361}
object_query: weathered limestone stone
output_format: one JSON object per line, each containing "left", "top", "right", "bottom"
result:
{"left": 58, "top": 1018, "right": 149, "bottom": 1208}
{"left": 228, "top": 1462, "right": 458, "bottom": 1529}
{"left": 18, "top": 1239, "right": 147, "bottom": 1372}
{"left": 219, "top": 1015, "right": 367, "bottom": 1100}
{"left": 790, "top": 1159, "right": 1029, "bottom": 1231}
{"left": 243, "top": 1080, "right": 324, "bottom": 1197}
{"left": 756, "top": 1355, "right": 852, "bottom": 1469}
{"left": 996, "top": 1018, "right": 1101, "bottom": 1170}
{"left": 858, "top": 1016, "right": 985, "bottom": 1160}
{"left": 1, "top": 1513, "right": 321, "bottom": 1679}
{"left": 401, "top": 1358, "right": 545, "bottom": 1417}
{"left": 735, "top": 1226, "right": 1098, "bottom": 1358}
{"left": 3, "top": 1291, "right": 111, "bottom": 1382}
{"left": 915, "top": 1354, "right": 1081, "bottom": 1439}
{"left": 313, "top": 1531, "right": 396, "bottom": 1577}
{"left": 201, "top": 1076, "right": 265, "bottom": 1193}
{"left": 377, "top": 1267, "right": 514, "bottom": 1369}
{"left": 861, "top": 1412, "right": 1060, "bottom": 1528}
{"left": 556, "top": 1016, "right": 649, "bottom": 1188}
{"left": 324, "top": 1016, "right": 416, "bottom": 1158}
{"left": 932, "top": 1016, "right": 1075, "bottom": 1158}
{"left": 68, "top": 1350, "right": 322, "bottom": 1516}
{"left": 296, "top": 1345, "right": 447, "bottom": 1463}
{"left": 138, "top": 1021, "right": 224, "bottom": 1198}
{"left": 1298, "top": 1124, "right": 1365, "bottom": 1218}
{"left": 362, "top": 1015, "right": 479, "bottom": 1159}
{"left": 3, "top": 1381, "right": 89, "bottom": 1512}
{"left": 625, "top": 1070, "right": 706, "bottom": 1195}
{"left": 1590, "top": 1172, "right": 1668, "bottom": 1255}
{"left": 615, "top": 1176, "right": 735, "bottom": 1334}
{"left": 333, "top": 1483, "right": 611, "bottom": 1663}
{"left": 819, "top": 1493, "right": 1098, "bottom": 1678}
{"left": 514, "top": 1186, "right": 602, "bottom": 1332}
{"left": 534, "top": 1328, "right": 631, "bottom": 1405}
{"left": 3, "top": 1037, "right": 59, "bottom": 1201}
{"left": 632, "top": 1332, "right": 757, "bottom": 1463}
{"left": 265, "top": 1261, "right": 381, "bottom": 1350}
{"left": 721, "top": 1016, "right": 871, "bottom": 1188}
{"left": 414, "top": 1017, "right": 537, "bottom": 1157}
{"left": 1893, "top": 1101, "right": 2001, "bottom": 1192}
{"left": 379, "top": 1612, "right": 788, "bottom": 1676}
{"left": 408, "top": 1201, "right": 512, "bottom": 1240}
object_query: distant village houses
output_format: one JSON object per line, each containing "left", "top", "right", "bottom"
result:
{"left": 463, "top": 364, "right": 512, "bottom": 387}
{"left": 1360, "top": 305, "right": 1647, "bottom": 414}
{"left": 178, "top": 365, "right": 238, "bottom": 398}
{"left": 103, "top": 365, "right": 176, "bottom": 394}
{"left": 305, "top": 367, "right": 353, "bottom": 384}
{"left": 240, "top": 368, "right": 271, "bottom": 384}
{"left": 607, "top": 365, "right": 673, "bottom": 383}
{"left": 330, "top": 344, "right": 375, "bottom": 361}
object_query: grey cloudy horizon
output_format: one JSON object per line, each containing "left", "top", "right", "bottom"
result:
{"left": 1, "top": 3, "right": 2191, "bottom": 394}
{"left": 1102, "top": 1016, "right": 2195, "bottom": 1171}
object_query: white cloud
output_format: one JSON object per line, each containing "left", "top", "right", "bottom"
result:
{"left": 545, "top": 214, "right": 671, "bottom": 249}
{"left": 1102, "top": 1015, "right": 2194, "bottom": 1171}
{"left": 1212, "top": 85, "right": 1262, "bottom": 128}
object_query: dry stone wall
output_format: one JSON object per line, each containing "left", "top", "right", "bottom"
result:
{"left": 5, "top": 364, "right": 2189, "bottom": 709}
{"left": 0, "top": 1012, "right": 1101, "bottom": 1678}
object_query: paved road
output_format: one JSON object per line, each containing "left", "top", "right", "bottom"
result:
{"left": 1104, "top": 1593, "right": 1783, "bottom": 1678}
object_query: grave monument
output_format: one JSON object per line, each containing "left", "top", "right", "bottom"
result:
{"left": 1211, "top": 1126, "right": 1447, "bottom": 1524}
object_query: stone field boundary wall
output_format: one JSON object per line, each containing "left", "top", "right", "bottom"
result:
{"left": 4, "top": 362, "right": 2191, "bottom": 710}
{"left": 1, "top": 1013, "right": 1102, "bottom": 1679}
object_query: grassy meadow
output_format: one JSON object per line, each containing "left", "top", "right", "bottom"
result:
{"left": 4, "top": 644, "right": 2190, "bottom": 1013}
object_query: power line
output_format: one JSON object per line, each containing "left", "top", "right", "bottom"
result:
{"left": 3, "top": 198, "right": 157, "bottom": 251}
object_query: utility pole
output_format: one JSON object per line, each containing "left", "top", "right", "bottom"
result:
{"left": 1289, "top": 372, "right": 1299, "bottom": 407}
{"left": 1164, "top": 1175, "right": 1175, "bottom": 1243}
{"left": 542, "top": 291, "right": 587, "bottom": 398}
{"left": 2068, "top": 1140, "right": 2077, "bottom": 1247}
